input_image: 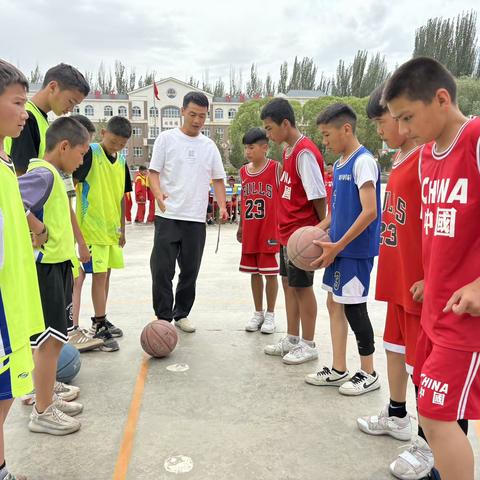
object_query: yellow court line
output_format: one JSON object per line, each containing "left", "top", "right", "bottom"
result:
{"left": 112, "top": 358, "right": 150, "bottom": 480}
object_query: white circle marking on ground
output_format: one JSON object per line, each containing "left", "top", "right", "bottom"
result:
{"left": 164, "top": 455, "right": 194, "bottom": 473}
{"left": 166, "top": 363, "right": 190, "bottom": 372}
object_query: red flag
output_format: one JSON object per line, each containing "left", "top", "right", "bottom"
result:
{"left": 153, "top": 81, "right": 160, "bottom": 100}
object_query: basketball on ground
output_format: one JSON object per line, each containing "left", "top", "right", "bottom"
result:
{"left": 141, "top": 320, "right": 178, "bottom": 358}
{"left": 57, "top": 343, "right": 82, "bottom": 383}
{"left": 287, "top": 226, "right": 331, "bottom": 271}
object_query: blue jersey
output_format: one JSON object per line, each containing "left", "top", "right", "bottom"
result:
{"left": 330, "top": 146, "right": 381, "bottom": 258}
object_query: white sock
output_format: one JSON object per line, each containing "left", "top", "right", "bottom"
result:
{"left": 303, "top": 339, "right": 315, "bottom": 347}
{"left": 255, "top": 310, "right": 264, "bottom": 316}
{"left": 288, "top": 335, "right": 299, "bottom": 343}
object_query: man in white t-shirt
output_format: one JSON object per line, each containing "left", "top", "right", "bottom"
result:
{"left": 149, "top": 92, "right": 227, "bottom": 332}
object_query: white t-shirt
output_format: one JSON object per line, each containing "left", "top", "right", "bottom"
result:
{"left": 150, "top": 128, "right": 226, "bottom": 222}
{"left": 297, "top": 150, "right": 326, "bottom": 200}
{"left": 338, "top": 148, "right": 379, "bottom": 188}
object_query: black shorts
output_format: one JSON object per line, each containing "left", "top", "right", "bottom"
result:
{"left": 279, "top": 245, "right": 314, "bottom": 288}
{"left": 31, "top": 261, "right": 73, "bottom": 347}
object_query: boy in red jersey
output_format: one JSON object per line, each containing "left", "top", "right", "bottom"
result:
{"left": 324, "top": 163, "right": 333, "bottom": 210}
{"left": 237, "top": 128, "right": 281, "bottom": 334}
{"left": 356, "top": 84, "right": 437, "bottom": 480}
{"left": 384, "top": 57, "right": 479, "bottom": 480}
{"left": 260, "top": 98, "right": 326, "bottom": 365}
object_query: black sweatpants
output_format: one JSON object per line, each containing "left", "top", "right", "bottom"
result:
{"left": 150, "top": 216, "right": 206, "bottom": 321}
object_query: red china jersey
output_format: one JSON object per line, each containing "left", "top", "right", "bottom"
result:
{"left": 376, "top": 147, "right": 423, "bottom": 315}
{"left": 420, "top": 117, "right": 480, "bottom": 351}
{"left": 240, "top": 159, "right": 281, "bottom": 254}
{"left": 278, "top": 136, "right": 324, "bottom": 245}
{"left": 324, "top": 172, "right": 333, "bottom": 207}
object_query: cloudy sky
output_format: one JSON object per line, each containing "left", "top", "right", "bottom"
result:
{"left": 1, "top": 0, "right": 477, "bottom": 87}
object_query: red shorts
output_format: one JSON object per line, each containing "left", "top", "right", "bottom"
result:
{"left": 383, "top": 303, "right": 421, "bottom": 375}
{"left": 239, "top": 252, "right": 279, "bottom": 275}
{"left": 413, "top": 326, "right": 480, "bottom": 421}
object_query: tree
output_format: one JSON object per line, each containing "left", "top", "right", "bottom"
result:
{"left": 128, "top": 68, "right": 136, "bottom": 92}
{"left": 97, "top": 62, "right": 113, "bottom": 93}
{"left": 332, "top": 60, "right": 351, "bottom": 96}
{"left": 246, "top": 63, "right": 263, "bottom": 97}
{"left": 29, "top": 63, "right": 43, "bottom": 84}
{"left": 114, "top": 60, "right": 128, "bottom": 94}
{"left": 93, "top": 118, "right": 108, "bottom": 142}
{"left": 350, "top": 50, "right": 368, "bottom": 97}
{"left": 143, "top": 71, "right": 156, "bottom": 87}
{"left": 317, "top": 72, "right": 331, "bottom": 94}
{"left": 288, "top": 56, "right": 301, "bottom": 91}
{"left": 264, "top": 74, "right": 275, "bottom": 96}
{"left": 213, "top": 78, "right": 225, "bottom": 97}
{"left": 457, "top": 76, "right": 480, "bottom": 116}
{"left": 360, "top": 53, "right": 389, "bottom": 97}
{"left": 413, "top": 11, "right": 478, "bottom": 77}
{"left": 187, "top": 76, "right": 199, "bottom": 88}
{"left": 278, "top": 62, "right": 288, "bottom": 93}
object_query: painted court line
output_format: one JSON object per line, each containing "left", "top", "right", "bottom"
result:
{"left": 113, "top": 358, "right": 150, "bottom": 480}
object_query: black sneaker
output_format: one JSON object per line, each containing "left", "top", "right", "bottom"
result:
{"left": 105, "top": 318, "right": 123, "bottom": 338}
{"left": 90, "top": 320, "right": 119, "bottom": 352}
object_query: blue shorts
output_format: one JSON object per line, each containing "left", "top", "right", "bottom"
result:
{"left": 322, "top": 257, "right": 374, "bottom": 304}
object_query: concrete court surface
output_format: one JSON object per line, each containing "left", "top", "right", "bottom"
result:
{"left": 4, "top": 221, "right": 480, "bottom": 480}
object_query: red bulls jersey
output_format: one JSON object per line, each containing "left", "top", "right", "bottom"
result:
{"left": 420, "top": 117, "right": 480, "bottom": 351}
{"left": 376, "top": 147, "right": 423, "bottom": 315}
{"left": 240, "top": 159, "right": 280, "bottom": 254}
{"left": 278, "top": 136, "right": 324, "bottom": 245}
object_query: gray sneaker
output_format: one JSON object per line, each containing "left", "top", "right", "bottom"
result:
{"left": 389, "top": 437, "right": 434, "bottom": 480}
{"left": 264, "top": 336, "right": 298, "bottom": 356}
{"left": 53, "top": 394, "right": 83, "bottom": 416}
{"left": 54, "top": 381, "right": 80, "bottom": 402}
{"left": 28, "top": 404, "right": 81, "bottom": 435}
{"left": 68, "top": 327, "right": 104, "bottom": 352}
{"left": 4, "top": 473, "right": 27, "bottom": 480}
{"left": 357, "top": 404, "right": 412, "bottom": 441}
{"left": 89, "top": 320, "right": 119, "bottom": 352}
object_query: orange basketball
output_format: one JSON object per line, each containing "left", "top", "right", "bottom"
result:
{"left": 140, "top": 320, "right": 178, "bottom": 358}
{"left": 286, "top": 226, "right": 331, "bottom": 271}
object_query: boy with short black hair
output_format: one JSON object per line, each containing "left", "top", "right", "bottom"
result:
{"left": 260, "top": 98, "right": 326, "bottom": 365}
{"left": 356, "top": 84, "right": 435, "bottom": 479}
{"left": 384, "top": 56, "right": 480, "bottom": 480}
{"left": 18, "top": 116, "right": 90, "bottom": 435}
{"left": 0, "top": 58, "right": 45, "bottom": 480}
{"left": 237, "top": 127, "right": 281, "bottom": 334}
{"left": 73, "top": 115, "right": 133, "bottom": 351}
{"left": 5, "top": 62, "right": 89, "bottom": 175}
{"left": 306, "top": 103, "right": 381, "bottom": 395}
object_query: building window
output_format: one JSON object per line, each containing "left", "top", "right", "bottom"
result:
{"left": 132, "top": 106, "right": 142, "bottom": 118}
{"left": 133, "top": 147, "right": 143, "bottom": 157}
{"left": 149, "top": 126, "right": 160, "bottom": 138}
{"left": 149, "top": 106, "right": 159, "bottom": 118}
{"left": 162, "top": 106, "right": 180, "bottom": 118}
{"left": 73, "top": 106, "right": 80, "bottom": 114}
{"left": 132, "top": 127, "right": 142, "bottom": 136}
{"left": 121, "top": 147, "right": 128, "bottom": 157}
{"left": 104, "top": 105, "right": 113, "bottom": 117}
{"left": 167, "top": 88, "right": 176, "bottom": 99}
{"left": 215, "top": 108, "right": 224, "bottom": 119}
{"left": 118, "top": 106, "right": 127, "bottom": 117}
{"left": 215, "top": 128, "right": 224, "bottom": 137}
{"left": 84, "top": 105, "right": 94, "bottom": 116}
{"left": 228, "top": 108, "right": 237, "bottom": 119}
{"left": 201, "top": 128, "right": 211, "bottom": 138}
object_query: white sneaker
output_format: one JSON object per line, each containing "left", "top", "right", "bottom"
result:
{"left": 339, "top": 370, "right": 380, "bottom": 396}
{"left": 282, "top": 341, "right": 318, "bottom": 365}
{"left": 68, "top": 326, "right": 104, "bottom": 352}
{"left": 53, "top": 394, "right": 83, "bottom": 417}
{"left": 54, "top": 381, "right": 80, "bottom": 402}
{"left": 264, "top": 336, "right": 298, "bottom": 356}
{"left": 390, "top": 437, "right": 434, "bottom": 480}
{"left": 260, "top": 312, "right": 275, "bottom": 334}
{"left": 28, "top": 404, "right": 81, "bottom": 435}
{"left": 175, "top": 318, "right": 196, "bottom": 333}
{"left": 305, "top": 366, "right": 350, "bottom": 386}
{"left": 245, "top": 311, "right": 264, "bottom": 332}
{"left": 357, "top": 404, "right": 412, "bottom": 441}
